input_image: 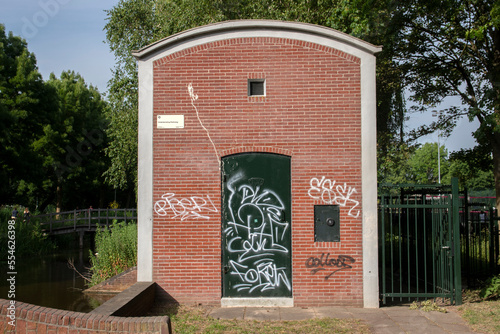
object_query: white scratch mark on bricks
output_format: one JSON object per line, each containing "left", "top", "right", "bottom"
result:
{"left": 188, "top": 83, "right": 220, "bottom": 169}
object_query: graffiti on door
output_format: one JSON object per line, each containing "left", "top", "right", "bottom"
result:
{"left": 224, "top": 172, "right": 291, "bottom": 293}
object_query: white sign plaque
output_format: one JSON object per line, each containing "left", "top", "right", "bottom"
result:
{"left": 157, "top": 115, "right": 184, "bottom": 129}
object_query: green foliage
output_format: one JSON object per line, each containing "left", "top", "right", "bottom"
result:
{"left": 37, "top": 71, "right": 110, "bottom": 210}
{"left": 0, "top": 24, "right": 56, "bottom": 207}
{"left": 390, "top": 0, "right": 500, "bottom": 207}
{"left": 0, "top": 207, "right": 56, "bottom": 258}
{"left": 480, "top": 274, "right": 500, "bottom": 299}
{"left": 449, "top": 145, "right": 494, "bottom": 191}
{"left": 408, "top": 142, "right": 450, "bottom": 184}
{"left": 379, "top": 141, "right": 494, "bottom": 189}
{"left": 88, "top": 222, "right": 137, "bottom": 286}
{"left": 0, "top": 24, "right": 113, "bottom": 211}
{"left": 378, "top": 141, "right": 415, "bottom": 184}
{"left": 379, "top": 142, "right": 450, "bottom": 185}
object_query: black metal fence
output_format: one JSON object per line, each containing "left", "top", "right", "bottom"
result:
{"left": 378, "top": 179, "right": 462, "bottom": 305}
{"left": 379, "top": 180, "right": 500, "bottom": 306}
{"left": 460, "top": 194, "right": 499, "bottom": 288}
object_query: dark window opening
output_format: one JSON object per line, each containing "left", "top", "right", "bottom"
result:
{"left": 248, "top": 79, "right": 265, "bottom": 96}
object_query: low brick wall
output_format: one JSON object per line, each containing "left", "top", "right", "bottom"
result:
{"left": 91, "top": 282, "right": 156, "bottom": 317}
{"left": 85, "top": 267, "right": 137, "bottom": 295}
{"left": 0, "top": 297, "right": 171, "bottom": 333}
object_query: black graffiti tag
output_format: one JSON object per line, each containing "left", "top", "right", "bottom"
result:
{"left": 305, "top": 253, "right": 355, "bottom": 280}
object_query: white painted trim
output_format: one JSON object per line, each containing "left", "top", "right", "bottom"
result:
{"left": 360, "top": 52, "right": 379, "bottom": 308}
{"left": 221, "top": 298, "right": 294, "bottom": 308}
{"left": 132, "top": 20, "right": 382, "bottom": 62}
{"left": 136, "top": 60, "right": 154, "bottom": 282}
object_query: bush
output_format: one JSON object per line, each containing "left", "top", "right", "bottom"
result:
{"left": 0, "top": 207, "right": 56, "bottom": 258}
{"left": 480, "top": 274, "right": 500, "bottom": 299}
{"left": 88, "top": 221, "right": 137, "bottom": 287}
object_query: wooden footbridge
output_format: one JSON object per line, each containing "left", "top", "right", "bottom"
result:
{"left": 33, "top": 208, "right": 137, "bottom": 247}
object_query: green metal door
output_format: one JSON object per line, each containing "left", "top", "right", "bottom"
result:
{"left": 221, "top": 153, "right": 292, "bottom": 298}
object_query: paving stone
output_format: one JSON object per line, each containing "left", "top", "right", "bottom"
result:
{"left": 208, "top": 307, "right": 245, "bottom": 320}
{"left": 437, "top": 323, "right": 475, "bottom": 333}
{"left": 244, "top": 307, "right": 280, "bottom": 321}
{"left": 423, "top": 310, "right": 465, "bottom": 324}
{"left": 370, "top": 325, "right": 406, "bottom": 334}
{"left": 313, "top": 307, "right": 355, "bottom": 319}
{"left": 204, "top": 305, "right": 477, "bottom": 333}
{"left": 279, "top": 308, "right": 315, "bottom": 321}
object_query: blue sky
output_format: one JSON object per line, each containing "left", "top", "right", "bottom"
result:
{"left": 0, "top": 0, "right": 478, "bottom": 152}
{"left": 0, "top": 0, "right": 119, "bottom": 93}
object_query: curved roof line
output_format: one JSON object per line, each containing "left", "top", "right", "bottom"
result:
{"left": 132, "top": 20, "right": 382, "bottom": 61}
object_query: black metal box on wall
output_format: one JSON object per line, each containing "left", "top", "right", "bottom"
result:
{"left": 314, "top": 205, "right": 340, "bottom": 242}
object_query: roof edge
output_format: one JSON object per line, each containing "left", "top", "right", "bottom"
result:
{"left": 132, "top": 20, "right": 382, "bottom": 60}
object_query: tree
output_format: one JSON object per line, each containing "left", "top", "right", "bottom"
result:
{"left": 378, "top": 142, "right": 416, "bottom": 185}
{"left": 0, "top": 24, "right": 57, "bottom": 206}
{"left": 391, "top": 0, "right": 500, "bottom": 208}
{"left": 0, "top": 25, "right": 111, "bottom": 211}
{"left": 449, "top": 145, "right": 494, "bottom": 191}
{"left": 33, "top": 71, "right": 109, "bottom": 212}
{"left": 408, "top": 142, "right": 450, "bottom": 184}
{"left": 103, "top": 0, "right": 400, "bottom": 196}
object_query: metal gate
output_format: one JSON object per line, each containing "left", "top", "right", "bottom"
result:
{"left": 461, "top": 195, "right": 500, "bottom": 287}
{"left": 379, "top": 178, "right": 462, "bottom": 305}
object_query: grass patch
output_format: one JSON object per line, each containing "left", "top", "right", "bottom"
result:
{"left": 455, "top": 289, "right": 500, "bottom": 334}
{"left": 150, "top": 305, "right": 370, "bottom": 334}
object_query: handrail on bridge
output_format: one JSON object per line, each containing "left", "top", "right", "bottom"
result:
{"left": 33, "top": 208, "right": 137, "bottom": 234}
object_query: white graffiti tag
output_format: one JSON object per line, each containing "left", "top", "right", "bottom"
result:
{"left": 224, "top": 173, "right": 291, "bottom": 293}
{"left": 229, "top": 259, "right": 291, "bottom": 292}
{"left": 308, "top": 177, "right": 360, "bottom": 218}
{"left": 154, "top": 193, "right": 218, "bottom": 221}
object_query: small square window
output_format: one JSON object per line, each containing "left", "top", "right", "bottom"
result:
{"left": 248, "top": 79, "right": 266, "bottom": 96}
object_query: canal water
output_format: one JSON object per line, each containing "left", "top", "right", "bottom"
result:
{"left": 0, "top": 247, "right": 99, "bottom": 313}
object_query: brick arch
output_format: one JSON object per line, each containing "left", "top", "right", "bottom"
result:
{"left": 153, "top": 37, "right": 361, "bottom": 67}
{"left": 219, "top": 146, "right": 293, "bottom": 158}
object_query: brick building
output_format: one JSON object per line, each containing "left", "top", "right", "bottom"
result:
{"left": 133, "top": 20, "right": 381, "bottom": 308}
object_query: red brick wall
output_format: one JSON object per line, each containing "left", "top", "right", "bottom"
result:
{"left": 152, "top": 37, "right": 362, "bottom": 306}
{"left": 0, "top": 299, "right": 170, "bottom": 334}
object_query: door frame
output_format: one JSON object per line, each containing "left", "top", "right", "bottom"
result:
{"left": 221, "top": 152, "right": 294, "bottom": 307}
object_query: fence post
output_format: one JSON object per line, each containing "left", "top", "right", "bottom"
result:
{"left": 489, "top": 207, "right": 495, "bottom": 275}
{"left": 464, "top": 188, "right": 470, "bottom": 288}
{"left": 451, "top": 177, "right": 462, "bottom": 305}
{"left": 496, "top": 210, "right": 500, "bottom": 274}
